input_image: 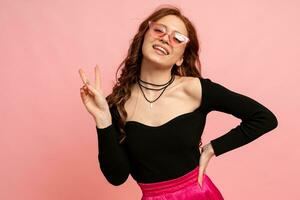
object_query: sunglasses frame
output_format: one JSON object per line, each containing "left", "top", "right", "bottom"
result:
{"left": 148, "top": 20, "right": 190, "bottom": 47}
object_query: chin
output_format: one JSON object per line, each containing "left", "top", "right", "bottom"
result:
{"left": 146, "top": 54, "right": 169, "bottom": 67}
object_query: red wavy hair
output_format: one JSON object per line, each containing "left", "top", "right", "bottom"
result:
{"left": 106, "top": 5, "right": 203, "bottom": 144}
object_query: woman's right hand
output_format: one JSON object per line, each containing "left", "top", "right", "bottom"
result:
{"left": 78, "top": 65, "right": 112, "bottom": 127}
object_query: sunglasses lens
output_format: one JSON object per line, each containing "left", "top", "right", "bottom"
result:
{"left": 172, "top": 33, "right": 187, "bottom": 45}
{"left": 151, "top": 24, "right": 165, "bottom": 36}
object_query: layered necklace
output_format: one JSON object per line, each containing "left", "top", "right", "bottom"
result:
{"left": 137, "top": 74, "right": 175, "bottom": 108}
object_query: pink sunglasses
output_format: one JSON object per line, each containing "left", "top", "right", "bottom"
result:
{"left": 148, "top": 21, "right": 190, "bottom": 47}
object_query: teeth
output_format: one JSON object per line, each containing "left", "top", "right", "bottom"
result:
{"left": 153, "top": 45, "right": 168, "bottom": 55}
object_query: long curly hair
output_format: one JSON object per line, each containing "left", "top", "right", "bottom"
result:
{"left": 106, "top": 5, "right": 203, "bottom": 144}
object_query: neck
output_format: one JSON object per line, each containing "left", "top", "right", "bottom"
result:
{"left": 139, "top": 58, "right": 173, "bottom": 85}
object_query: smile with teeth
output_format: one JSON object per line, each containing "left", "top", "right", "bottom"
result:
{"left": 153, "top": 45, "right": 169, "bottom": 55}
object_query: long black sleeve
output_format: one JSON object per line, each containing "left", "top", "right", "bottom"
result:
{"left": 96, "top": 106, "right": 130, "bottom": 186}
{"left": 201, "top": 78, "right": 278, "bottom": 157}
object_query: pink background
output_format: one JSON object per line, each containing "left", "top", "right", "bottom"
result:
{"left": 0, "top": 0, "right": 299, "bottom": 199}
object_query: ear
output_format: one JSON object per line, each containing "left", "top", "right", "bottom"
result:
{"left": 176, "top": 56, "right": 184, "bottom": 66}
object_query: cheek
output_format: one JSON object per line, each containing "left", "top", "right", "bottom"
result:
{"left": 141, "top": 41, "right": 150, "bottom": 56}
{"left": 172, "top": 47, "right": 185, "bottom": 59}
{"left": 142, "top": 33, "right": 154, "bottom": 53}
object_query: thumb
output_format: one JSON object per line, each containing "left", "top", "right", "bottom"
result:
{"left": 80, "top": 88, "right": 88, "bottom": 103}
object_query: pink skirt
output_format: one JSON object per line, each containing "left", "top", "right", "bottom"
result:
{"left": 137, "top": 166, "right": 224, "bottom": 200}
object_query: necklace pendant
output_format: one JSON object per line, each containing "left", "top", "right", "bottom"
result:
{"left": 150, "top": 102, "right": 153, "bottom": 108}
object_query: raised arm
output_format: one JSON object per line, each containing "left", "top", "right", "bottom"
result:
{"left": 96, "top": 105, "right": 130, "bottom": 186}
{"left": 200, "top": 77, "right": 278, "bottom": 157}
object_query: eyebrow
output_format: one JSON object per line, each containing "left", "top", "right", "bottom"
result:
{"left": 158, "top": 22, "right": 186, "bottom": 35}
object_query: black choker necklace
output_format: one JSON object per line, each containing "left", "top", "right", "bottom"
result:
{"left": 137, "top": 74, "right": 175, "bottom": 108}
{"left": 138, "top": 75, "right": 173, "bottom": 86}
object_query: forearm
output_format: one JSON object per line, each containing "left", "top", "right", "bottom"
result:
{"left": 97, "top": 124, "right": 130, "bottom": 186}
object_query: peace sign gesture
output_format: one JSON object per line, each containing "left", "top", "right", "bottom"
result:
{"left": 79, "top": 65, "right": 112, "bottom": 128}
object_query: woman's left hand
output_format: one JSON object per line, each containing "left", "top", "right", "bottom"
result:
{"left": 198, "top": 142, "right": 215, "bottom": 188}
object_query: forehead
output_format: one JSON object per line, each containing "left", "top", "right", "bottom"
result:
{"left": 155, "top": 15, "right": 188, "bottom": 35}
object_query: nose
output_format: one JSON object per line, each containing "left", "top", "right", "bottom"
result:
{"left": 160, "top": 33, "right": 170, "bottom": 45}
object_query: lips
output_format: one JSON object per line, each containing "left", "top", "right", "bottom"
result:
{"left": 152, "top": 44, "right": 170, "bottom": 55}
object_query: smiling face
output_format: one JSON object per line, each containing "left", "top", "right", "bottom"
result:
{"left": 141, "top": 15, "right": 188, "bottom": 68}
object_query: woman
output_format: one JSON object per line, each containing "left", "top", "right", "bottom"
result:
{"left": 78, "top": 5, "right": 278, "bottom": 200}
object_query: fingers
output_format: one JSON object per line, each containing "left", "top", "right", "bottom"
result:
{"left": 78, "top": 66, "right": 101, "bottom": 99}
{"left": 95, "top": 64, "right": 101, "bottom": 91}
{"left": 198, "top": 164, "right": 207, "bottom": 188}
{"left": 78, "top": 68, "right": 90, "bottom": 85}
{"left": 80, "top": 87, "right": 88, "bottom": 103}
{"left": 198, "top": 153, "right": 208, "bottom": 188}
{"left": 85, "top": 83, "right": 99, "bottom": 96}
{"left": 198, "top": 171, "right": 204, "bottom": 188}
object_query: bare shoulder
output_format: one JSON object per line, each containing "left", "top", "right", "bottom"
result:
{"left": 181, "top": 76, "right": 202, "bottom": 102}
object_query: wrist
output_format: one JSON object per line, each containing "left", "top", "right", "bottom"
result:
{"left": 202, "top": 143, "right": 215, "bottom": 157}
{"left": 94, "top": 116, "right": 112, "bottom": 129}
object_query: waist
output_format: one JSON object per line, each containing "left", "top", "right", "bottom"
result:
{"left": 137, "top": 165, "right": 200, "bottom": 197}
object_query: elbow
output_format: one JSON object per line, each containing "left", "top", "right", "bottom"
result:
{"left": 99, "top": 160, "right": 130, "bottom": 186}
{"left": 264, "top": 110, "right": 278, "bottom": 132}
{"left": 271, "top": 114, "right": 278, "bottom": 130}
{"left": 106, "top": 172, "right": 129, "bottom": 186}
